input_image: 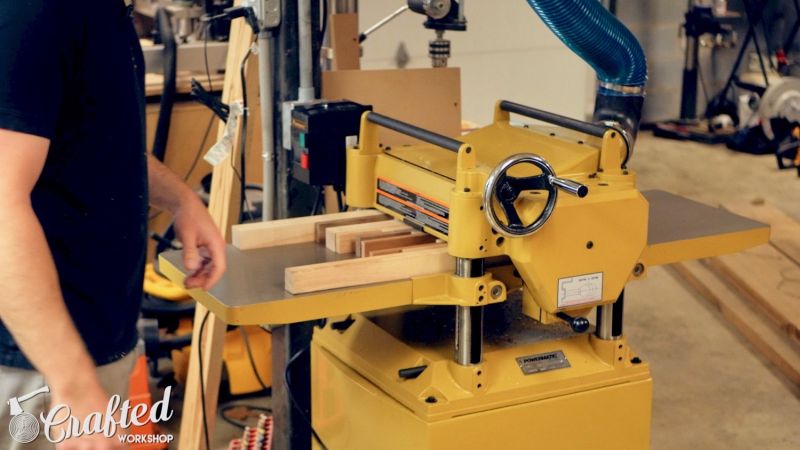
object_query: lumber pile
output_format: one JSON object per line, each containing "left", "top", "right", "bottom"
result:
{"left": 670, "top": 202, "right": 800, "bottom": 386}
{"left": 232, "top": 209, "right": 388, "bottom": 250}
{"left": 231, "top": 210, "right": 450, "bottom": 295}
{"left": 288, "top": 213, "right": 448, "bottom": 294}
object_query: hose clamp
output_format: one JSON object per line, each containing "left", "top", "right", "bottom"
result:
{"left": 599, "top": 82, "right": 645, "bottom": 96}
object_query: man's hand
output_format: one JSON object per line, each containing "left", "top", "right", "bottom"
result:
{"left": 57, "top": 434, "right": 126, "bottom": 450}
{"left": 146, "top": 154, "right": 227, "bottom": 291}
{"left": 51, "top": 387, "right": 127, "bottom": 450}
{"left": 173, "top": 195, "right": 227, "bottom": 290}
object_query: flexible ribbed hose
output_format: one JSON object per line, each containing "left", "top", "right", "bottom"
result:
{"left": 525, "top": 0, "right": 647, "bottom": 88}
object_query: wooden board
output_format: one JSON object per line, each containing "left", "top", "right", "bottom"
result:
{"left": 329, "top": 13, "right": 360, "bottom": 71}
{"left": 325, "top": 220, "right": 413, "bottom": 253}
{"left": 314, "top": 213, "right": 390, "bottom": 243}
{"left": 322, "top": 68, "right": 461, "bottom": 146}
{"left": 179, "top": 8, "right": 250, "bottom": 450}
{"left": 231, "top": 210, "right": 386, "bottom": 250}
{"left": 723, "top": 202, "right": 800, "bottom": 266}
{"left": 359, "top": 233, "right": 436, "bottom": 257}
{"left": 284, "top": 247, "right": 453, "bottom": 294}
{"left": 398, "top": 242, "right": 447, "bottom": 253}
{"left": 369, "top": 242, "right": 447, "bottom": 257}
{"left": 672, "top": 261, "right": 800, "bottom": 385}
{"left": 707, "top": 245, "right": 800, "bottom": 346}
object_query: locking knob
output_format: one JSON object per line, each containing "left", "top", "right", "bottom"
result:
{"left": 556, "top": 312, "right": 590, "bottom": 333}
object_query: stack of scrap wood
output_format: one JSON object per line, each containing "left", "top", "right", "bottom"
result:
{"left": 670, "top": 202, "right": 800, "bottom": 386}
{"left": 232, "top": 210, "right": 451, "bottom": 295}
{"left": 283, "top": 212, "right": 449, "bottom": 293}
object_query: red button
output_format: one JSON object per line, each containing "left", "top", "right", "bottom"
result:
{"left": 300, "top": 152, "right": 309, "bottom": 169}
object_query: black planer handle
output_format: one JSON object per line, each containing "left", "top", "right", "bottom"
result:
{"left": 365, "top": 112, "right": 464, "bottom": 153}
{"left": 499, "top": 100, "right": 610, "bottom": 138}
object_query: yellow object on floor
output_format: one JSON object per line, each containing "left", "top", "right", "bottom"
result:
{"left": 171, "top": 325, "right": 272, "bottom": 395}
{"left": 143, "top": 263, "right": 190, "bottom": 301}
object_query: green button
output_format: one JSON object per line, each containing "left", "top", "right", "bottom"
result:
{"left": 299, "top": 132, "right": 306, "bottom": 148}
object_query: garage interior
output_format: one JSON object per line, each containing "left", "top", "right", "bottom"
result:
{"left": 128, "top": 1, "right": 800, "bottom": 449}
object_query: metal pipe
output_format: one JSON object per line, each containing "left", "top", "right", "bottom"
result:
{"left": 258, "top": 31, "right": 275, "bottom": 221}
{"left": 359, "top": 5, "right": 409, "bottom": 43}
{"left": 596, "top": 292, "right": 624, "bottom": 340}
{"left": 366, "top": 112, "right": 463, "bottom": 152}
{"left": 297, "top": 0, "right": 315, "bottom": 102}
{"left": 455, "top": 258, "right": 485, "bottom": 278}
{"left": 596, "top": 304, "right": 615, "bottom": 340}
{"left": 455, "top": 306, "right": 474, "bottom": 365}
{"left": 455, "top": 258, "right": 484, "bottom": 366}
{"left": 334, "top": 0, "right": 358, "bottom": 14}
{"left": 680, "top": 35, "right": 699, "bottom": 120}
{"left": 612, "top": 292, "right": 625, "bottom": 337}
{"left": 500, "top": 100, "right": 609, "bottom": 138}
{"left": 275, "top": 0, "right": 299, "bottom": 219}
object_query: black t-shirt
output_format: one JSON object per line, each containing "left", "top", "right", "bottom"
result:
{"left": 0, "top": 0, "right": 148, "bottom": 369}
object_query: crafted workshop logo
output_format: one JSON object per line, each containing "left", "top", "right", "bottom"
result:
{"left": 6, "top": 386, "right": 175, "bottom": 444}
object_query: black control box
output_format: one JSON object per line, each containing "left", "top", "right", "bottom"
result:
{"left": 291, "top": 101, "right": 372, "bottom": 189}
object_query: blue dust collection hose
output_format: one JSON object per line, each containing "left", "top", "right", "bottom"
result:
{"left": 525, "top": 0, "right": 648, "bottom": 146}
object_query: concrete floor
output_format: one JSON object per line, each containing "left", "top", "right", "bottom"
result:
{"left": 632, "top": 133, "right": 800, "bottom": 219}
{"left": 165, "top": 133, "right": 800, "bottom": 449}
{"left": 626, "top": 133, "right": 800, "bottom": 450}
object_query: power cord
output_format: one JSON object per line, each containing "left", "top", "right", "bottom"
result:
{"left": 197, "top": 311, "right": 212, "bottom": 450}
{"left": 192, "top": 80, "right": 230, "bottom": 122}
{"left": 336, "top": 190, "right": 346, "bottom": 212}
{"left": 219, "top": 402, "right": 272, "bottom": 429}
{"left": 311, "top": 186, "right": 324, "bottom": 215}
{"left": 237, "top": 36, "right": 258, "bottom": 223}
{"left": 239, "top": 326, "right": 271, "bottom": 392}
{"left": 285, "top": 346, "right": 329, "bottom": 450}
{"left": 203, "top": 6, "right": 260, "bottom": 35}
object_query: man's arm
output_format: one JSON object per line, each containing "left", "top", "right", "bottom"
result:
{"left": 0, "top": 129, "right": 120, "bottom": 448}
{"left": 147, "top": 154, "right": 226, "bottom": 290}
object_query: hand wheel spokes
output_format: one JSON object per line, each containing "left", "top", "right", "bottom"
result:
{"left": 498, "top": 197, "right": 524, "bottom": 228}
{"left": 505, "top": 174, "right": 551, "bottom": 193}
{"left": 495, "top": 174, "right": 550, "bottom": 229}
{"left": 483, "top": 153, "right": 589, "bottom": 238}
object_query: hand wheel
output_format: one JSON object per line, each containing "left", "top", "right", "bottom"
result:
{"left": 482, "top": 153, "right": 588, "bottom": 237}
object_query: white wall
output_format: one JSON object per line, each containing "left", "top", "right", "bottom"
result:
{"left": 356, "top": 1, "right": 596, "bottom": 126}
{"left": 617, "top": 0, "right": 798, "bottom": 123}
